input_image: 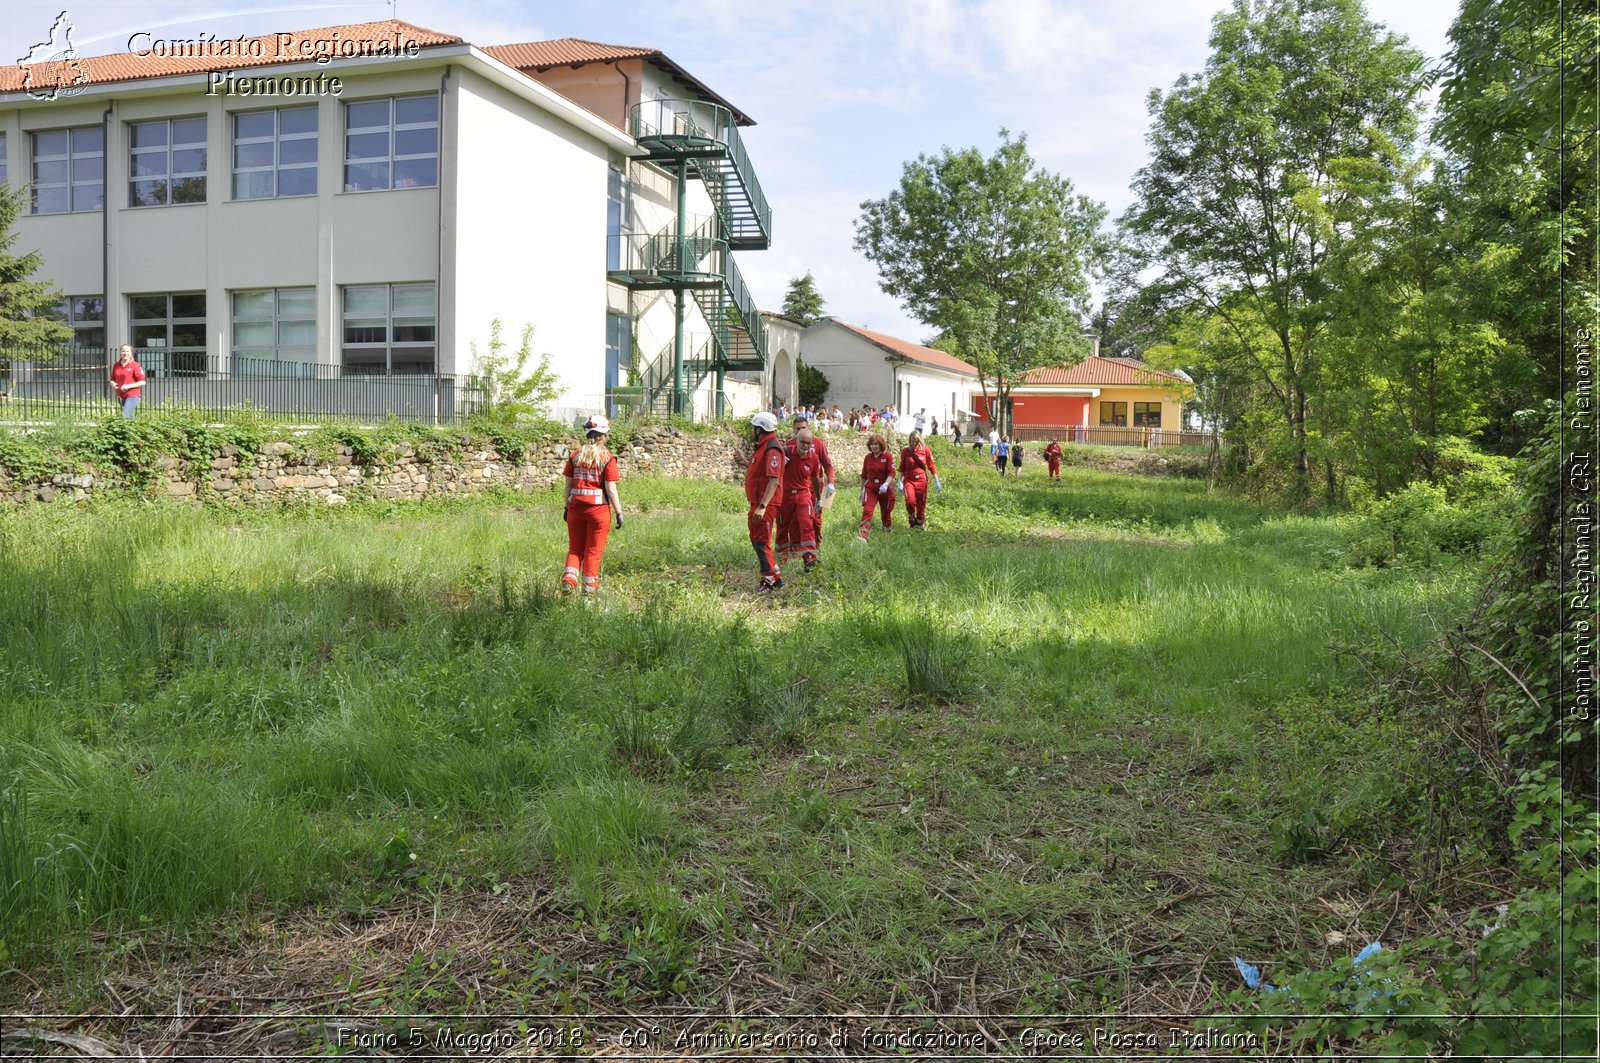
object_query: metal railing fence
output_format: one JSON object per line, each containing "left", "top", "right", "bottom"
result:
{"left": 0, "top": 346, "right": 482, "bottom": 425}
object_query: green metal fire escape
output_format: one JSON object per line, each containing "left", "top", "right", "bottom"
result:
{"left": 606, "top": 98, "right": 772, "bottom": 418}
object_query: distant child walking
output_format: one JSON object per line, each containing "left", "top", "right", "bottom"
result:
{"left": 994, "top": 435, "right": 1010, "bottom": 476}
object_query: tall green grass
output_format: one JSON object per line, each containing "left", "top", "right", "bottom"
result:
{"left": 0, "top": 449, "right": 1476, "bottom": 990}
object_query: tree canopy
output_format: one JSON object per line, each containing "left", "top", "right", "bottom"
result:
{"left": 0, "top": 184, "right": 71, "bottom": 350}
{"left": 854, "top": 130, "right": 1106, "bottom": 433}
{"left": 781, "top": 273, "right": 827, "bottom": 327}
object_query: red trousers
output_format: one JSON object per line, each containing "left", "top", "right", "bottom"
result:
{"left": 563, "top": 504, "right": 611, "bottom": 592}
{"left": 748, "top": 508, "right": 780, "bottom": 583}
{"left": 902, "top": 478, "right": 928, "bottom": 527}
{"left": 1047, "top": 458, "right": 1061, "bottom": 478}
{"left": 776, "top": 491, "right": 818, "bottom": 562}
{"left": 859, "top": 486, "right": 895, "bottom": 537}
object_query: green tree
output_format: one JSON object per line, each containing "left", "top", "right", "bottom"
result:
{"left": 781, "top": 272, "right": 827, "bottom": 326}
{"left": 1434, "top": 0, "right": 1597, "bottom": 441}
{"left": 0, "top": 184, "right": 71, "bottom": 350}
{"left": 1120, "top": 0, "right": 1425, "bottom": 497}
{"left": 854, "top": 130, "right": 1106, "bottom": 435}
{"left": 470, "top": 319, "right": 564, "bottom": 423}
{"left": 796, "top": 357, "right": 828, "bottom": 407}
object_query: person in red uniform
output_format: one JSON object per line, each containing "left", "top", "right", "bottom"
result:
{"left": 1045, "top": 438, "right": 1063, "bottom": 482}
{"left": 776, "top": 424, "right": 827, "bottom": 571}
{"left": 857, "top": 432, "right": 897, "bottom": 540}
{"left": 746, "top": 411, "right": 787, "bottom": 594}
{"left": 898, "top": 429, "right": 942, "bottom": 531}
{"left": 561, "top": 415, "right": 624, "bottom": 597}
{"left": 109, "top": 344, "right": 146, "bottom": 418}
{"left": 804, "top": 417, "right": 838, "bottom": 550}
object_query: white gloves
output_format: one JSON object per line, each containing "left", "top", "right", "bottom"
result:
{"left": 824, "top": 483, "right": 836, "bottom": 498}
{"left": 878, "top": 481, "right": 889, "bottom": 495}
{"left": 935, "top": 476, "right": 943, "bottom": 491}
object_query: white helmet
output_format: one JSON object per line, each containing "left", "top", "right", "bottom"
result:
{"left": 584, "top": 414, "right": 610, "bottom": 435}
{"left": 750, "top": 411, "right": 779, "bottom": 433}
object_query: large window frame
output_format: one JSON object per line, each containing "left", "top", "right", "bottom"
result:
{"left": 30, "top": 126, "right": 104, "bottom": 214}
{"left": 1133, "top": 402, "right": 1162, "bottom": 428}
{"left": 0, "top": 132, "right": 8, "bottom": 186}
{"left": 49, "top": 296, "right": 105, "bottom": 349}
{"left": 341, "top": 283, "right": 435, "bottom": 375}
{"left": 1099, "top": 401, "right": 1128, "bottom": 427}
{"left": 129, "top": 293, "right": 207, "bottom": 375}
{"left": 232, "top": 288, "right": 316, "bottom": 376}
{"left": 232, "top": 106, "right": 318, "bottom": 200}
{"left": 343, "top": 95, "right": 439, "bottom": 193}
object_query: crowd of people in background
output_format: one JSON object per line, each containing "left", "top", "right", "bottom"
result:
{"left": 771, "top": 401, "right": 953, "bottom": 440}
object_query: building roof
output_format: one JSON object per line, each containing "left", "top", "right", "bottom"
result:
{"left": 823, "top": 320, "right": 979, "bottom": 377}
{"left": 482, "top": 37, "right": 754, "bottom": 126}
{"left": 1017, "top": 355, "right": 1191, "bottom": 388}
{"left": 1, "top": 20, "right": 461, "bottom": 94}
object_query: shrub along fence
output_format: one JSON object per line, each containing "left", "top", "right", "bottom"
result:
{"left": 0, "top": 346, "right": 483, "bottom": 425}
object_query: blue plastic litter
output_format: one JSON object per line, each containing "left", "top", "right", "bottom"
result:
{"left": 1231, "top": 957, "right": 1279, "bottom": 993}
{"left": 1234, "top": 943, "right": 1393, "bottom": 1003}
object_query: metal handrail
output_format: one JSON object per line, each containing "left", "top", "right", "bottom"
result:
{"left": 630, "top": 98, "right": 771, "bottom": 246}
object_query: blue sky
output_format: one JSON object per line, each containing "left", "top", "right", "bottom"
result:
{"left": 4, "top": 0, "right": 1461, "bottom": 343}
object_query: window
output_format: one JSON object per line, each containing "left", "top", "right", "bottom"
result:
{"left": 606, "top": 168, "right": 624, "bottom": 269}
{"left": 1133, "top": 402, "right": 1162, "bottom": 427}
{"left": 129, "top": 117, "right": 207, "bottom": 206}
{"left": 130, "top": 293, "right": 207, "bottom": 375}
{"left": 31, "top": 127, "right": 103, "bottom": 213}
{"left": 233, "top": 107, "right": 317, "bottom": 199}
{"left": 1099, "top": 401, "right": 1128, "bottom": 426}
{"left": 49, "top": 296, "right": 105, "bottom": 348}
{"left": 0, "top": 133, "right": 7, "bottom": 185}
{"left": 341, "top": 283, "right": 435, "bottom": 374}
{"left": 233, "top": 289, "right": 316, "bottom": 375}
{"left": 344, "top": 96, "right": 438, "bottom": 192}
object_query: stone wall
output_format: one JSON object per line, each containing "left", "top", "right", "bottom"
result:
{"left": 1, "top": 426, "right": 881, "bottom": 505}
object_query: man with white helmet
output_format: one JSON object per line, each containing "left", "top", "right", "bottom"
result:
{"left": 561, "top": 414, "right": 623, "bottom": 596}
{"left": 745, "top": 411, "right": 787, "bottom": 594}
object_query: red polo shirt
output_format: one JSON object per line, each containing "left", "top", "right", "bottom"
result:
{"left": 111, "top": 359, "right": 145, "bottom": 396}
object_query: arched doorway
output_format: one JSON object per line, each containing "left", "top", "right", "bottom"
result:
{"left": 771, "top": 348, "right": 795, "bottom": 410}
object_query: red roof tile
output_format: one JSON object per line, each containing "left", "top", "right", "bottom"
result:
{"left": 826, "top": 320, "right": 979, "bottom": 377}
{"left": 483, "top": 38, "right": 659, "bottom": 69}
{"left": 2, "top": 20, "right": 461, "bottom": 94}
{"left": 485, "top": 36, "right": 753, "bottom": 125}
{"left": 1017, "top": 355, "right": 1189, "bottom": 388}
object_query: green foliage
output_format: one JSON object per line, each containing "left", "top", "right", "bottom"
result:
{"left": 0, "top": 184, "right": 72, "bottom": 350}
{"left": 1121, "top": 0, "right": 1426, "bottom": 496}
{"left": 796, "top": 357, "right": 829, "bottom": 407}
{"left": 780, "top": 272, "right": 827, "bottom": 326}
{"left": 855, "top": 130, "right": 1106, "bottom": 433}
{"left": 470, "top": 319, "right": 565, "bottom": 424}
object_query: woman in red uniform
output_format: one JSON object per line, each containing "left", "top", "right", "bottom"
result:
{"left": 898, "top": 430, "right": 941, "bottom": 531}
{"left": 561, "top": 415, "right": 623, "bottom": 596}
{"left": 858, "top": 433, "right": 897, "bottom": 540}
{"left": 1045, "top": 438, "right": 1063, "bottom": 482}
{"left": 777, "top": 425, "right": 827, "bottom": 571}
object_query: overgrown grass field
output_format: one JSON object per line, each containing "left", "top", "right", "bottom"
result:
{"left": 0, "top": 439, "right": 1486, "bottom": 1046}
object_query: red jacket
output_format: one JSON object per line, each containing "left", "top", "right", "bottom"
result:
{"left": 861, "top": 451, "right": 896, "bottom": 488}
{"left": 745, "top": 434, "right": 786, "bottom": 505}
{"left": 899, "top": 444, "right": 937, "bottom": 483}
{"left": 812, "top": 437, "right": 836, "bottom": 486}
{"left": 563, "top": 450, "right": 618, "bottom": 506}
{"left": 781, "top": 440, "right": 824, "bottom": 495}
{"left": 1045, "top": 442, "right": 1062, "bottom": 462}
